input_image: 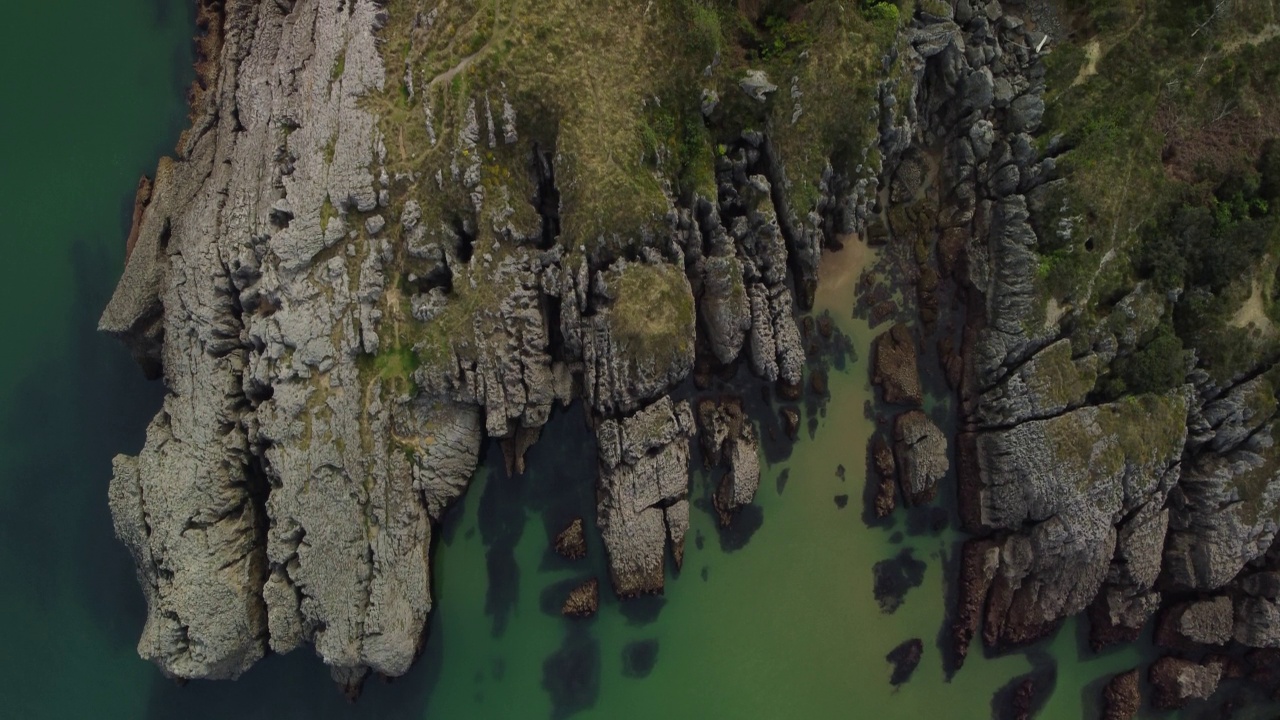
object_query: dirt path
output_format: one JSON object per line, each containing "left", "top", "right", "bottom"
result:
{"left": 1223, "top": 23, "right": 1280, "bottom": 54}
{"left": 1230, "top": 278, "right": 1275, "bottom": 336}
{"left": 1071, "top": 40, "right": 1102, "bottom": 87}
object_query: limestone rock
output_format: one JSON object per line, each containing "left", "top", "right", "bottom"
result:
{"left": 894, "top": 411, "right": 948, "bottom": 506}
{"left": 597, "top": 397, "right": 695, "bottom": 597}
{"left": 697, "top": 397, "right": 761, "bottom": 524}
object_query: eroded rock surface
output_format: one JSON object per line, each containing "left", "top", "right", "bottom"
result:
{"left": 102, "top": 0, "right": 836, "bottom": 687}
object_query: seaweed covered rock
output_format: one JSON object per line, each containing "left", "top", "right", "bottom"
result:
{"left": 872, "top": 323, "right": 923, "bottom": 406}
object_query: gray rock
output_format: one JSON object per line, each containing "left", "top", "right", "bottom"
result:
{"left": 739, "top": 70, "right": 777, "bottom": 102}
{"left": 1008, "top": 93, "right": 1045, "bottom": 133}
{"left": 894, "top": 411, "right": 948, "bottom": 505}
{"left": 597, "top": 397, "right": 695, "bottom": 596}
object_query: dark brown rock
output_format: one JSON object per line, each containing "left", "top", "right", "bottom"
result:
{"left": 1149, "top": 656, "right": 1223, "bottom": 710}
{"left": 953, "top": 538, "right": 1000, "bottom": 670}
{"left": 886, "top": 638, "right": 923, "bottom": 686}
{"left": 555, "top": 518, "right": 588, "bottom": 560}
{"left": 809, "top": 368, "right": 828, "bottom": 397}
{"left": 870, "top": 434, "right": 897, "bottom": 518}
{"left": 562, "top": 578, "right": 600, "bottom": 618}
{"left": 1101, "top": 669, "right": 1140, "bottom": 720}
{"left": 872, "top": 324, "right": 923, "bottom": 406}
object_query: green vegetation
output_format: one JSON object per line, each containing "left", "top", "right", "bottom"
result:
{"left": 607, "top": 262, "right": 695, "bottom": 363}
{"left": 1036, "top": 0, "right": 1280, "bottom": 386}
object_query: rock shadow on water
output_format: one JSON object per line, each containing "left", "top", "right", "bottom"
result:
{"left": 905, "top": 504, "right": 951, "bottom": 536}
{"left": 477, "top": 452, "right": 524, "bottom": 638}
{"left": 618, "top": 594, "right": 666, "bottom": 627}
{"left": 873, "top": 548, "right": 927, "bottom": 614}
{"left": 8, "top": 237, "right": 167, "bottom": 645}
{"left": 694, "top": 496, "right": 764, "bottom": 552}
{"left": 775, "top": 468, "right": 790, "bottom": 495}
{"left": 621, "top": 639, "right": 660, "bottom": 679}
{"left": 542, "top": 628, "right": 601, "bottom": 720}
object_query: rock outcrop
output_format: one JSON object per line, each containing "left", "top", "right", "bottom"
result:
{"left": 1149, "top": 656, "right": 1223, "bottom": 710}
{"left": 102, "top": 0, "right": 833, "bottom": 687}
{"left": 1101, "top": 669, "right": 1140, "bottom": 720}
{"left": 698, "top": 398, "right": 763, "bottom": 525}
{"left": 893, "top": 411, "right": 948, "bottom": 505}
{"left": 865, "top": 0, "right": 1280, "bottom": 708}
{"left": 873, "top": 324, "right": 923, "bottom": 406}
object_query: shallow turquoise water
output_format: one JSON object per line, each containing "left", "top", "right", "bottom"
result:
{"left": 2, "top": 3, "right": 1276, "bottom": 719}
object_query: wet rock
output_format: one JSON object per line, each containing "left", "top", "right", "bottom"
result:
{"left": 1101, "top": 669, "right": 1140, "bottom": 720}
{"left": 893, "top": 411, "right": 948, "bottom": 506}
{"left": 886, "top": 638, "right": 923, "bottom": 686}
{"left": 953, "top": 538, "right": 1000, "bottom": 670}
{"left": 1149, "top": 656, "right": 1223, "bottom": 710}
{"left": 870, "top": 434, "right": 898, "bottom": 518}
{"left": 554, "top": 518, "right": 588, "bottom": 560}
{"left": 561, "top": 578, "right": 599, "bottom": 618}
{"left": 872, "top": 324, "right": 922, "bottom": 406}
{"left": 834, "top": 494, "right": 849, "bottom": 509}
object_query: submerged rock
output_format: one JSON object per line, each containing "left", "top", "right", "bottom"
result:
{"left": 886, "top": 638, "right": 923, "bottom": 686}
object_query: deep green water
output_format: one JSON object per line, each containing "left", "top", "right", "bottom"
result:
{"left": 1, "top": 3, "right": 1276, "bottom": 719}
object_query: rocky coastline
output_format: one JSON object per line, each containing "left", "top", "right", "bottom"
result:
{"left": 101, "top": 0, "right": 873, "bottom": 691}
{"left": 102, "top": 0, "right": 1280, "bottom": 713}
{"left": 857, "top": 0, "right": 1280, "bottom": 714}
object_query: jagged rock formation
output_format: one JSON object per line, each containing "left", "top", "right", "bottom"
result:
{"left": 103, "top": 0, "right": 870, "bottom": 687}
{"left": 866, "top": 0, "right": 1280, "bottom": 712}
{"left": 697, "top": 397, "right": 763, "bottom": 526}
